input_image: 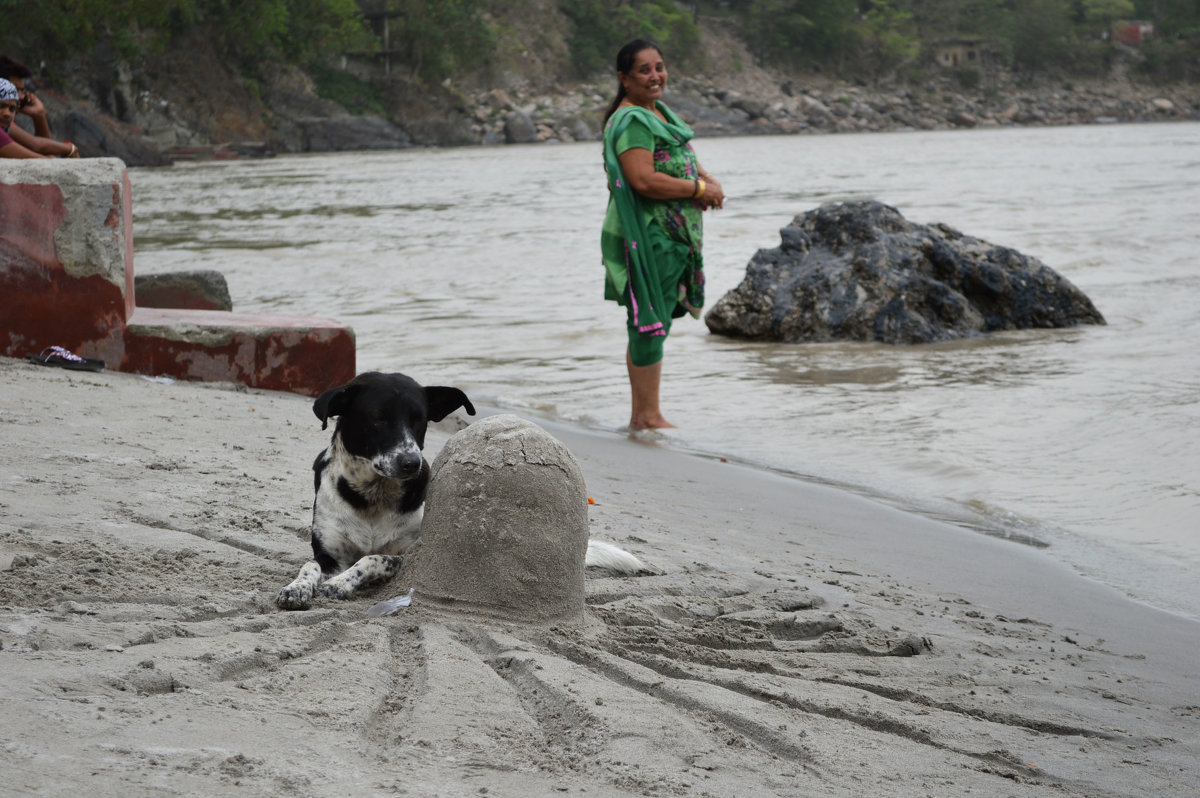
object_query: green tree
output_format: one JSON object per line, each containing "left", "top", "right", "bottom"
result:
{"left": 903, "top": 0, "right": 970, "bottom": 38}
{"left": 381, "top": 0, "right": 495, "bottom": 81}
{"left": 559, "top": 0, "right": 700, "bottom": 77}
{"left": 856, "top": 0, "right": 920, "bottom": 82}
{"left": 732, "top": 0, "right": 859, "bottom": 73}
{"left": 1132, "top": 0, "right": 1200, "bottom": 33}
{"left": 1082, "top": 0, "right": 1136, "bottom": 27}
{"left": 1008, "top": 0, "right": 1074, "bottom": 70}
{"left": 0, "top": 0, "right": 373, "bottom": 71}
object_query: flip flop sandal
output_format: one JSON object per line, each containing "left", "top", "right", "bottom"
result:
{"left": 26, "top": 345, "right": 106, "bottom": 372}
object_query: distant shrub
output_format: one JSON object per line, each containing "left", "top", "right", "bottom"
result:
{"left": 955, "top": 66, "right": 981, "bottom": 89}
{"left": 310, "top": 64, "right": 386, "bottom": 116}
{"left": 1058, "top": 40, "right": 1112, "bottom": 78}
{"left": 1138, "top": 36, "right": 1200, "bottom": 82}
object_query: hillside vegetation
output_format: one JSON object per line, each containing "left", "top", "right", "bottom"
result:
{"left": 3, "top": 1, "right": 1196, "bottom": 161}
{"left": 6, "top": 0, "right": 1199, "bottom": 91}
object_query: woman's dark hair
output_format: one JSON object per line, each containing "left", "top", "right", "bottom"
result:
{"left": 602, "top": 39, "right": 664, "bottom": 125}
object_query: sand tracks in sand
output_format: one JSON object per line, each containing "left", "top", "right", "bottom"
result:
{"left": 0, "top": 531, "right": 1185, "bottom": 797}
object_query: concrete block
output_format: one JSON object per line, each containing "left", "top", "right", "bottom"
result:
{"left": 124, "top": 308, "right": 355, "bottom": 396}
{"left": 1, "top": 158, "right": 133, "bottom": 364}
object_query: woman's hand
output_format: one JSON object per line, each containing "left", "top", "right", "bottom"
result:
{"left": 699, "top": 176, "right": 725, "bottom": 210}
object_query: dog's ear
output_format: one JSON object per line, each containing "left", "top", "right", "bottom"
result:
{"left": 425, "top": 386, "right": 476, "bottom": 422}
{"left": 313, "top": 383, "right": 359, "bottom": 430}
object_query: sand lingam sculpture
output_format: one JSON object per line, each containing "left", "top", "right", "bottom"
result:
{"left": 410, "top": 414, "right": 589, "bottom": 622}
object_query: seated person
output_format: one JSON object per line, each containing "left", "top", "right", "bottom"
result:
{"left": 0, "top": 56, "right": 78, "bottom": 158}
{"left": 0, "top": 78, "right": 48, "bottom": 158}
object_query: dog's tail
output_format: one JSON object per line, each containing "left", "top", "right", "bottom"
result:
{"left": 586, "top": 539, "right": 652, "bottom": 575}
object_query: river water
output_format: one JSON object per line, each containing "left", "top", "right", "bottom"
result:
{"left": 129, "top": 121, "right": 1200, "bottom": 620}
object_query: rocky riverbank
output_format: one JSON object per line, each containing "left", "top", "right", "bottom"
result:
{"left": 459, "top": 70, "right": 1200, "bottom": 145}
{"left": 24, "top": 21, "right": 1200, "bottom": 165}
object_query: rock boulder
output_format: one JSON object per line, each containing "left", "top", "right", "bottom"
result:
{"left": 300, "top": 115, "right": 412, "bottom": 151}
{"left": 503, "top": 111, "right": 538, "bottom": 144}
{"left": 704, "top": 201, "right": 1106, "bottom": 345}
{"left": 135, "top": 270, "right": 233, "bottom": 311}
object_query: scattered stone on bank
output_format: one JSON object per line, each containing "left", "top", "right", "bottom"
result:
{"left": 134, "top": 270, "right": 233, "bottom": 312}
{"left": 704, "top": 200, "right": 1106, "bottom": 345}
{"left": 412, "top": 415, "right": 589, "bottom": 623}
{"left": 503, "top": 110, "right": 538, "bottom": 144}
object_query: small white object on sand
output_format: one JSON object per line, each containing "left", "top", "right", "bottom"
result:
{"left": 367, "top": 587, "right": 415, "bottom": 618}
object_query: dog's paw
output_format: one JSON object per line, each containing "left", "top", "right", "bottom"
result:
{"left": 317, "top": 580, "right": 356, "bottom": 601}
{"left": 276, "top": 584, "right": 314, "bottom": 610}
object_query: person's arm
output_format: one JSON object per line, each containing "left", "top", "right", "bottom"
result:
{"left": 0, "top": 137, "right": 50, "bottom": 158}
{"left": 618, "top": 147, "right": 726, "bottom": 208}
{"left": 7, "top": 125, "right": 75, "bottom": 157}
{"left": 20, "top": 91, "right": 51, "bottom": 137}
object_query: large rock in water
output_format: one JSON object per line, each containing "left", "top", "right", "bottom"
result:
{"left": 705, "top": 201, "right": 1106, "bottom": 344}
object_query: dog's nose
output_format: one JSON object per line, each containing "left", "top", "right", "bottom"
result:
{"left": 386, "top": 450, "right": 423, "bottom": 479}
{"left": 398, "top": 451, "right": 422, "bottom": 474}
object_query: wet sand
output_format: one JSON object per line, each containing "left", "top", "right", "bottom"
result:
{"left": 1, "top": 356, "right": 1197, "bottom": 796}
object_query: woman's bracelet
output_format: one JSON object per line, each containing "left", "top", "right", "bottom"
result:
{"left": 693, "top": 178, "right": 706, "bottom": 199}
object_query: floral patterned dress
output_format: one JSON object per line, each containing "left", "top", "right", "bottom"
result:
{"left": 601, "top": 103, "right": 706, "bottom": 347}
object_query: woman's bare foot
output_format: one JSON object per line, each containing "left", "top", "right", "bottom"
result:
{"left": 626, "top": 350, "right": 676, "bottom": 431}
{"left": 628, "top": 413, "right": 676, "bottom": 430}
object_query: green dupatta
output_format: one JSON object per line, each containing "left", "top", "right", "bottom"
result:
{"left": 602, "top": 103, "right": 704, "bottom": 338}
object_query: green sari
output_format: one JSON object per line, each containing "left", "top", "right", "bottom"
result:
{"left": 601, "top": 103, "right": 705, "bottom": 344}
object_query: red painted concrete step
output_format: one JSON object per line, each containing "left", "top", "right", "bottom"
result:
{"left": 124, "top": 308, "right": 355, "bottom": 396}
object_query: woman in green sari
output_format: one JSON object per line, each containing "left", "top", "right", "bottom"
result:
{"left": 601, "top": 39, "right": 725, "bottom": 430}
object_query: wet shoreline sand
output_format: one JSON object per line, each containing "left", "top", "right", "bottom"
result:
{"left": 2, "top": 357, "right": 1196, "bottom": 796}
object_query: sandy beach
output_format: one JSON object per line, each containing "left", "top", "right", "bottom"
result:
{"left": 2, "top": 355, "right": 1197, "bottom": 797}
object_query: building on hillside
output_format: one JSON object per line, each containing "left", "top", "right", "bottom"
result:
{"left": 1111, "top": 21, "right": 1154, "bottom": 46}
{"left": 931, "top": 37, "right": 994, "bottom": 69}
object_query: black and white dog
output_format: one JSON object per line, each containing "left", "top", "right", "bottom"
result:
{"left": 276, "top": 371, "right": 647, "bottom": 610}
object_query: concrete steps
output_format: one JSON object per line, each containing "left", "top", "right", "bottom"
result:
{"left": 1, "top": 158, "right": 354, "bottom": 396}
